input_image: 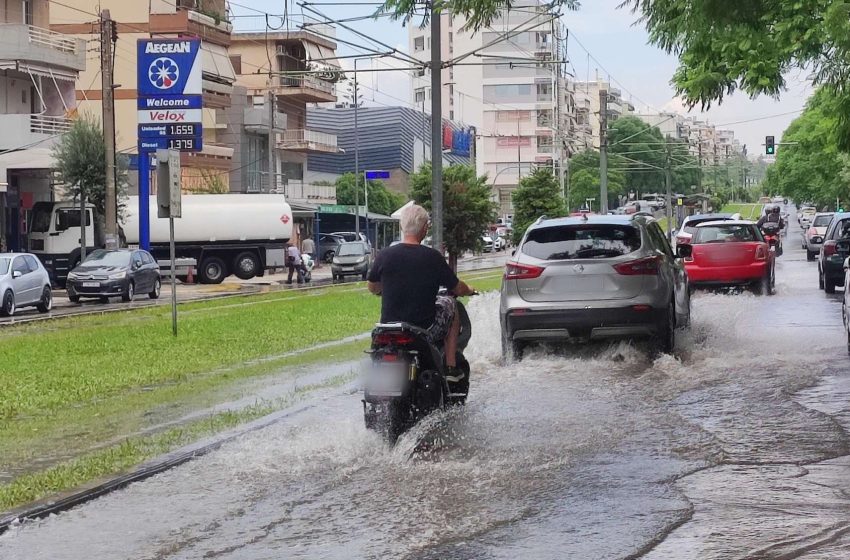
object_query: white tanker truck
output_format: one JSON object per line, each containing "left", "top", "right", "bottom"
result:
{"left": 28, "top": 194, "right": 293, "bottom": 285}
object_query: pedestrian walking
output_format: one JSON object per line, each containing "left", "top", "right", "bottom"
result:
{"left": 286, "top": 242, "right": 306, "bottom": 284}
{"left": 301, "top": 236, "right": 315, "bottom": 259}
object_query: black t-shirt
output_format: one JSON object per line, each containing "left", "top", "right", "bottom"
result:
{"left": 367, "top": 243, "right": 460, "bottom": 328}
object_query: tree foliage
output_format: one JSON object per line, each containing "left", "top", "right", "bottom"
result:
{"left": 607, "top": 116, "right": 700, "bottom": 193}
{"left": 410, "top": 162, "right": 496, "bottom": 269}
{"left": 335, "top": 172, "right": 406, "bottom": 217}
{"left": 764, "top": 88, "right": 849, "bottom": 209}
{"left": 567, "top": 150, "right": 627, "bottom": 211}
{"left": 52, "top": 115, "right": 127, "bottom": 219}
{"left": 624, "top": 0, "right": 850, "bottom": 149}
{"left": 379, "top": 0, "right": 578, "bottom": 33}
{"left": 511, "top": 168, "right": 567, "bottom": 244}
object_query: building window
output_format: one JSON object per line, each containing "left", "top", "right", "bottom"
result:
{"left": 449, "top": 110, "right": 454, "bottom": 120}
{"left": 536, "top": 83, "right": 553, "bottom": 101}
{"left": 281, "top": 161, "right": 303, "bottom": 181}
{"left": 537, "top": 136, "right": 554, "bottom": 152}
{"left": 485, "top": 84, "right": 532, "bottom": 101}
{"left": 22, "top": 0, "right": 33, "bottom": 25}
{"left": 415, "top": 67, "right": 426, "bottom": 77}
{"left": 230, "top": 55, "right": 242, "bottom": 75}
{"left": 414, "top": 36, "right": 425, "bottom": 51}
{"left": 537, "top": 109, "right": 553, "bottom": 127}
{"left": 251, "top": 95, "right": 265, "bottom": 108}
{"left": 415, "top": 87, "right": 426, "bottom": 103}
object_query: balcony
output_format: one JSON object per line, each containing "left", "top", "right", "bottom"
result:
{"left": 275, "top": 76, "right": 336, "bottom": 103}
{"left": 280, "top": 181, "right": 337, "bottom": 204}
{"left": 0, "top": 114, "right": 71, "bottom": 150}
{"left": 279, "top": 129, "right": 338, "bottom": 153}
{"left": 150, "top": 8, "right": 233, "bottom": 47}
{"left": 0, "top": 24, "right": 85, "bottom": 73}
{"left": 243, "top": 107, "right": 287, "bottom": 133}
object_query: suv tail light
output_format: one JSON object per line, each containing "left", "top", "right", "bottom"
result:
{"left": 613, "top": 256, "right": 661, "bottom": 276}
{"left": 755, "top": 245, "right": 767, "bottom": 261}
{"left": 824, "top": 240, "right": 838, "bottom": 256}
{"left": 374, "top": 332, "right": 415, "bottom": 346}
{"left": 504, "top": 261, "right": 544, "bottom": 280}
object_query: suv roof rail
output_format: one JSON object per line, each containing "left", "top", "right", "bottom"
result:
{"left": 535, "top": 215, "right": 547, "bottom": 225}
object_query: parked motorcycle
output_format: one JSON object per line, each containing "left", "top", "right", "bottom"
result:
{"left": 362, "top": 294, "right": 473, "bottom": 444}
{"left": 761, "top": 222, "right": 783, "bottom": 256}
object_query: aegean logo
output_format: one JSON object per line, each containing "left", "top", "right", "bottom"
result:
{"left": 148, "top": 57, "right": 180, "bottom": 90}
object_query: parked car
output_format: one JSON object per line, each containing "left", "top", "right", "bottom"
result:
{"left": 500, "top": 214, "right": 690, "bottom": 361}
{"left": 0, "top": 253, "right": 52, "bottom": 317}
{"left": 817, "top": 212, "right": 850, "bottom": 294}
{"left": 674, "top": 213, "right": 741, "bottom": 246}
{"left": 493, "top": 235, "right": 508, "bottom": 251}
{"left": 843, "top": 257, "right": 850, "bottom": 353}
{"left": 683, "top": 220, "right": 775, "bottom": 295}
{"left": 66, "top": 249, "right": 161, "bottom": 303}
{"left": 799, "top": 206, "right": 817, "bottom": 229}
{"left": 318, "top": 233, "right": 345, "bottom": 263}
{"left": 331, "top": 241, "right": 371, "bottom": 282}
{"left": 803, "top": 212, "right": 834, "bottom": 261}
{"left": 481, "top": 234, "right": 494, "bottom": 252}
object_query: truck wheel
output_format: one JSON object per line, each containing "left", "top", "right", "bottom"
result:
{"left": 199, "top": 256, "right": 227, "bottom": 284}
{"left": 233, "top": 252, "right": 260, "bottom": 280}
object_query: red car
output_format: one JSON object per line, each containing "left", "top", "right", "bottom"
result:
{"left": 683, "top": 220, "right": 775, "bottom": 295}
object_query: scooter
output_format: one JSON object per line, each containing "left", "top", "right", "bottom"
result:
{"left": 761, "top": 222, "right": 783, "bottom": 256}
{"left": 302, "top": 254, "right": 314, "bottom": 282}
{"left": 362, "top": 294, "right": 472, "bottom": 444}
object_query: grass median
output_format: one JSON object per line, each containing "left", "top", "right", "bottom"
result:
{"left": 0, "top": 270, "right": 503, "bottom": 511}
{"left": 722, "top": 203, "right": 761, "bottom": 220}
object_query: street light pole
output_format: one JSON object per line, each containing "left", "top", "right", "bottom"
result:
{"left": 354, "top": 58, "right": 360, "bottom": 235}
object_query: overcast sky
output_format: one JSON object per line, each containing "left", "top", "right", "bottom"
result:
{"left": 232, "top": 0, "right": 813, "bottom": 152}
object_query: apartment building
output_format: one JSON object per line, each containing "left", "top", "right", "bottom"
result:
{"left": 227, "top": 27, "right": 340, "bottom": 205}
{"left": 0, "top": 0, "right": 86, "bottom": 252}
{"left": 409, "top": 1, "right": 573, "bottom": 214}
{"left": 49, "top": 0, "right": 236, "bottom": 191}
{"left": 573, "top": 80, "right": 635, "bottom": 150}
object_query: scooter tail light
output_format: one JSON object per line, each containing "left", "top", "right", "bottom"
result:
{"left": 374, "top": 332, "right": 415, "bottom": 346}
{"left": 824, "top": 240, "right": 838, "bottom": 256}
{"left": 613, "top": 255, "right": 661, "bottom": 276}
{"left": 504, "top": 261, "right": 545, "bottom": 280}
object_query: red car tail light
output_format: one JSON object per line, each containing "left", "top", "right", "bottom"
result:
{"left": 613, "top": 256, "right": 661, "bottom": 276}
{"left": 374, "top": 332, "right": 415, "bottom": 346}
{"left": 755, "top": 245, "right": 767, "bottom": 260}
{"left": 824, "top": 240, "right": 838, "bottom": 256}
{"left": 504, "top": 261, "right": 545, "bottom": 280}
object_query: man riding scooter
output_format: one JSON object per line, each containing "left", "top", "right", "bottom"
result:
{"left": 366, "top": 204, "right": 476, "bottom": 392}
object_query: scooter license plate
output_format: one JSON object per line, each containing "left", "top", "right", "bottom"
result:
{"left": 364, "top": 361, "right": 408, "bottom": 397}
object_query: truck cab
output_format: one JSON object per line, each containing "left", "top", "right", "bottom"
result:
{"left": 29, "top": 201, "right": 96, "bottom": 286}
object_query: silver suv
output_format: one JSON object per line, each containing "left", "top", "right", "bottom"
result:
{"left": 500, "top": 214, "right": 691, "bottom": 360}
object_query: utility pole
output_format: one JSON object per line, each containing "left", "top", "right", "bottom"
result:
{"left": 665, "top": 137, "right": 673, "bottom": 241}
{"left": 354, "top": 59, "right": 360, "bottom": 234}
{"left": 430, "top": 7, "right": 443, "bottom": 251}
{"left": 598, "top": 88, "right": 608, "bottom": 214}
{"left": 267, "top": 90, "right": 276, "bottom": 192}
{"left": 79, "top": 182, "right": 87, "bottom": 262}
{"left": 697, "top": 140, "right": 703, "bottom": 192}
{"left": 101, "top": 9, "right": 117, "bottom": 248}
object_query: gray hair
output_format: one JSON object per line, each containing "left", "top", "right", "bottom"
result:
{"left": 400, "top": 204, "right": 430, "bottom": 236}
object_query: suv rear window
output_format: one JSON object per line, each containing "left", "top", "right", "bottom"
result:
{"left": 812, "top": 215, "right": 833, "bottom": 227}
{"left": 522, "top": 224, "right": 641, "bottom": 260}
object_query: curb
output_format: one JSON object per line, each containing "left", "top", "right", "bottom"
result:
{"left": 0, "top": 392, "right": 336, "bottom": 535}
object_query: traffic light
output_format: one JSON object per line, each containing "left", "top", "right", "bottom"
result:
{"left": 765, "top": 136, "right": 775, "bottom": 155}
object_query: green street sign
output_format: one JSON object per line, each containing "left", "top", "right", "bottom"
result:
{"left": 318, "top": 204, "right": 349, "bottom": 214}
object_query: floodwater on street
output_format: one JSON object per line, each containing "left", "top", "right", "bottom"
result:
{"left": 2, "top": 223, "right": 850, "bottom": 559}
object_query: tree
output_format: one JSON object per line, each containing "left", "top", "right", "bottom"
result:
{"left": 763, "top": 88, "right": 849, "bottom": 209}
{"left": 380, "top": 0, "right": 578, "bottom": 33}
{"left": 566, "top": 150, "right": 626, "bottom": 211}
{"left": 511, "top": 168, "right": 567, "bottom": 244}
{"left": 335, "top": 172, "right": 406, "bottom": 217}
{"left": 410, "top": 162, "right": 496, "bottom": 270}
{"left": 624, "top": 0, "right": 850, "bottom": 149}
{"left": 52, "top": 115, "right": 127, "bottom": 240}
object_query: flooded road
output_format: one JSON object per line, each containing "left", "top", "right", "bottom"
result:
{"left": 2, "top": 224, "right": 850, "bottom": 559}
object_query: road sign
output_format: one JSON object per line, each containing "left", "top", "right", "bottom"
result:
{"left": 137, "top": 38, "right": 203, "bottom": 153}
{"left": 318, "top": 204, "right": 349, "bottom": 213}
{"left": 156, "top": 149, "right": 181, "bottom": 219}
{"left": 365, "top": 170, "right": 390, "bottom": 180}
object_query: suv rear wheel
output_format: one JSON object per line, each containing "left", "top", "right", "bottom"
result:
{"left": 652, "top": 303, "right": 675, "bottom": 356}
{"left": 500, "top": 332, "right": 526, "bottom": 363}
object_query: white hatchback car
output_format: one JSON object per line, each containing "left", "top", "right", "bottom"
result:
{"left": 0, "top": 253, "right": 53, "bottom": 317}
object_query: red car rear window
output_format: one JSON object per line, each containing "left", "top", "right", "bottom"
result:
{"left": 693, "top": 225, "right": 760, "bottom": 243}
